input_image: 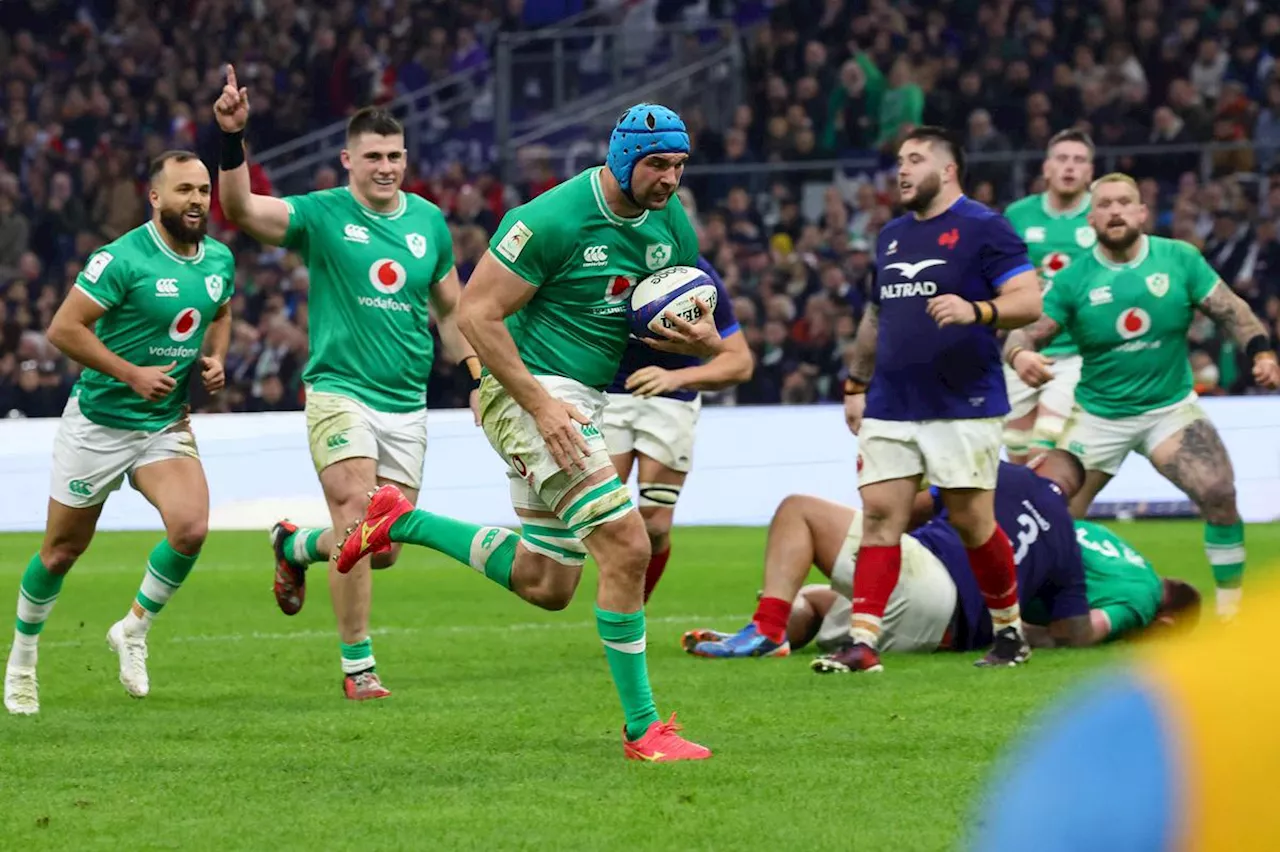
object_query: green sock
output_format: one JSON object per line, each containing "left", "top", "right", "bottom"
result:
{"left": 283, "top": 528, "right": 327, "bottom": 565}
{"left": 135, "top": 539, "right": 199, "bottom": 616}
{"left": 341, "top": 637, "right": 375, "bottom": 675}
{"left": 16, "top": 554, "right": 64, "bottom": 636}
{"left": 596, "top": 606, "right": 660, "bottom": 741}
{"left": 1204, "top": 522, "right": 1245, "bottom": 588}
{"left": 390, "top": 510, "right": 520, "bottom": 590}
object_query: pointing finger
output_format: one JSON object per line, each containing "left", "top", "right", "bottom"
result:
{"left": 226, "top": 64, "right": 238, "bottom": 90}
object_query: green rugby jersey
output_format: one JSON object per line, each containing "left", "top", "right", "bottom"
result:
{"left": 486, "top": 167, "right": 699, "bottom": 390}
{"left": 282, "top": 188, "right": 454, "bottom": 412}
{"left": 1004, "top": 192, "right": 1095, "bottom": 357}
{"left": 72, "top": 221, "right": 235, "bottom": 431}
{"left": 1043, "top": 235, "right": 1220, "bottom": 418}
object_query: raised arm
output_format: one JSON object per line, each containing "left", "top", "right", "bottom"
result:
{"left": 213, "top": 64, "right": 291, "bottom": 246}
{"left": 1196, "top": 281, "right": 1280, "bottom": 388}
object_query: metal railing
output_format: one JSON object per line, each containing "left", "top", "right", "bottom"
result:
{"left": 251, "top": 2, "right": 631, "bottom": 183}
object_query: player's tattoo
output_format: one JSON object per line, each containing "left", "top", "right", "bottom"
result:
{"left": 849, "top": 304, "right": 878, "bottom": 379}
{"left": 1197, "top": 282, "right": 1268, "bottom": 348}
{"left": 1003, "top": 314, "right": 1061, "bottom": 356}
{"left": 1153, "top": 418, "right": 1240, "bottom": 525}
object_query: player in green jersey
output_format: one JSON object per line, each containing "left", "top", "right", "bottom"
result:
{"left": 1023, "top": 521, "right": 1201, "bottom": 646}
{"left": 1004, "top": 173, "right": 1280, "bottom": 621}
{"left": 332, "top": 104, "right": 717, "bottom": 761}
{"left": 214, "top": 65, "right": 479, "bottom": 700}
{"left": 1001, "top": 129, "right": 1096, "bottom": 463}
{"left": 4, "top": 151, "right": 235, "bottom": 714}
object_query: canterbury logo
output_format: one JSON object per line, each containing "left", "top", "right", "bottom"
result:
{"left": 360, "top": 518, "right": 386, "bottom": 550}
{"left": 68, "top": 479, "right": 93, "bottom": 496}
{"left": 155, "top": 278, "right": 179, "bottom": 296}
{"left": 883, "top": 259, "right": 946, "bottom": 280}
{"left": 327, "top": 433, "right": 349, "bottom": 450}
{"left": 583, "top": 245, "right": 608, "bottom": 266}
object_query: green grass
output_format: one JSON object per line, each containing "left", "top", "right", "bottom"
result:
{"left": 1, "top": 521, "right": 1276, "bottom": 851}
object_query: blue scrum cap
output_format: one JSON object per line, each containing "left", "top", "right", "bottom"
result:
{"left": 606, "top": 103, "right": 689, "bottom": 194}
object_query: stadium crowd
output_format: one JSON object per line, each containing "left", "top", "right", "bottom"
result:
{"left": 2, "top": 0, "right": 1280, "bottom": 418}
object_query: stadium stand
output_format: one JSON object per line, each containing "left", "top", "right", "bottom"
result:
{"left": 1, "top": 0, "right": 1279, "bottom": 417}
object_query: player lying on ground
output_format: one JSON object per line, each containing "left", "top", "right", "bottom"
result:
{"left": 213, "top": 65, "right": 480, "bottom": 700}
{"left": 684, "top": 451, "right": 1200, "bottom": 662}
{"left": 328, "top": 105, "right": 718, "bottom": 761}
{"left": 4, "top": 151, "right": 234, "bottom": 714}
{"left": 1004, "top": 172, "right": 1280, "bottom": 621}
{"left": 838, "top": 126, "right": 1044, "bottom": 674}
{"left": 603, "top": 254, "right": 752, "bottom": 602}
{"left": 1001, "top": 129, "right": 1096, "bottom": 463}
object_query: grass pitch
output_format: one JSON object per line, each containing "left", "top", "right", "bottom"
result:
{"left": 2, "top": 521, "right": 1275, "bottom": 851}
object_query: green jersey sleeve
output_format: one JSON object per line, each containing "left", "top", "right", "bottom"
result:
{"left": 1177, "top": 239, "right": 1222, "bottom": 303}
{"left": 669, "top": 196, "right": 700, "bottom": 266}
{"left": 1042, "top": 263, "right": 1079, "bottom": 329}
{"left": 281, "top": 192, "right": 320, "bottom": 253}
{"left": 1099, "top": 603, "right": 1145, "bottom": 640}
{"left": 430, "top": 208, "right": 455, "bottom": 285}
{"left": 75, "top": 248, "right": 131, "bottom": 310}
{"left": 489, "top": 202, "right": 573, "bottom": 286}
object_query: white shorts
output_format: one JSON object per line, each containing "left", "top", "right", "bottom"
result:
{"left": 305, "top": 390, "right": 427, "bottom": 489}
{"left": 479, "top": 374, "right": 621, "bottom": 517}
{"left": 815, "top": 510, "right": 958, "bottom": 653}
{"left": 857, "top": 417, "right": 1002, "bottom": 490}
{"left": 601, "top": 392, "right": 700, "bottom": 473}
{"left": 50, "top": 397, "right": 200, "bottom": 508}
{"left": 1004, "top": 353, "right": 1083, "bottom": 421}
{"left": 1061, "top": 394, "right": 1207, "bottom": 476}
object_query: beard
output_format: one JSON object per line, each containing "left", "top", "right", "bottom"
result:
{"left": 1096, "top": 221, "right": 1141, "bottom": 252}
{"left": 901, "top": 171, "right": 942, "bottom": 212}
{"left": 159, "top": 206, "right": 208, "bottom": 245}
{"left": 633, "top": 181, "right": 675, "bottom": 210}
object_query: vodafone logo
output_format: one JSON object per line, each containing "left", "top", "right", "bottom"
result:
{"left": 605, "top": 275, "right": 635, "bottom": 304}
{"left": 1042, "top": 252, "right": 1070, "bottom": 278}
{"left": 169, "top": 307, "right": 202, "bottom": 342}
{"left": 369, "top": 259, "right": 407, "bottom": 295}
{"left": 1116, "top": 307, "right": 1151, "bottom": 340}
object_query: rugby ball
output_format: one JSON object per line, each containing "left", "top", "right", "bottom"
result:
{"left": 628, "top": 265, "right": 719, "bottom": 339}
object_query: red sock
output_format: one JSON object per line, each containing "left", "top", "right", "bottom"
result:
{"left": 966, "top": 527, "right": 1020, "bottom": 611}
{"left": 752, "top": 596, "right": 792, "bottom": 644}
{"left": 851, "top": 545, "right": 902, "bottom": 639}
{"left": 642, "top": 546, "right": 671, "bottom": 603}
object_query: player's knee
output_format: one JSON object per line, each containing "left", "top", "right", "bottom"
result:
{"left": 639, "top": 508, "right": 673, "bottom": 551}
{"left": 859, "top": 503, "right": 904, "bottom": 546}
{"left": 517, "top": 553, "right": 581, "bottom": 611}
{"left": 40, "top": 542, "right": 85, "bottom": 574}
{"left": 166, "top": 516, "right": 208, "bottom": 556}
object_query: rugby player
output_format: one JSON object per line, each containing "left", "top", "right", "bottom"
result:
{"left": 838, "top": 127, "right": 1044, "bottom": 673}
{"left": 603, "top": 255, "right": 751, "bottom": 602}
{"left": 331, "top": 105, "right": 715, "bottom": 760}
{"left": 685, "top": 452, "right": 1199, "bottom": 660}
{"left": 214, "top": 65, "right": 480, "bottom": 699}
{"left": 1004, "top": 173, "right": 1280, "bottom": 620}
{"left": 4, "top": 151, "right": 234, "bottom": 714}
{"left": 1001, "top": 129, "right": 1096, "bottom": 463}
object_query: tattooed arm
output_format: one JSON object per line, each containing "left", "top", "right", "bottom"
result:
{"left": 1197, "top": 281, "right": 1280, "bottom": 389}
{"left": 1001, "top": 314, "right": 1061, "bottom": 388}
{"left": 1197, "top": 281, "right": 1269, "bottom": 348}
{"left": 847, "top": 304, "right": 878, "bottom": 383}
{"left": 842, "top": 304, "right": 878, "bottom": 435}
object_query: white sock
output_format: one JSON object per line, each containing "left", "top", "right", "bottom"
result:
{"left": 850, "top": 616, "right": 882, "bottom": 649}
{"left": 123, "top": 609, "right": 153, "bottom": 637}
{"left": 1216, "top": 587, "right": 1242, "bottom": 620}
{"left": 8, "top": 631, "right": 37, "bottom": 669}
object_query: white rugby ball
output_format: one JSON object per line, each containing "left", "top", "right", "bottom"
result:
{"left": 628, "top": 265, "right": 719, "bottom": 339}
